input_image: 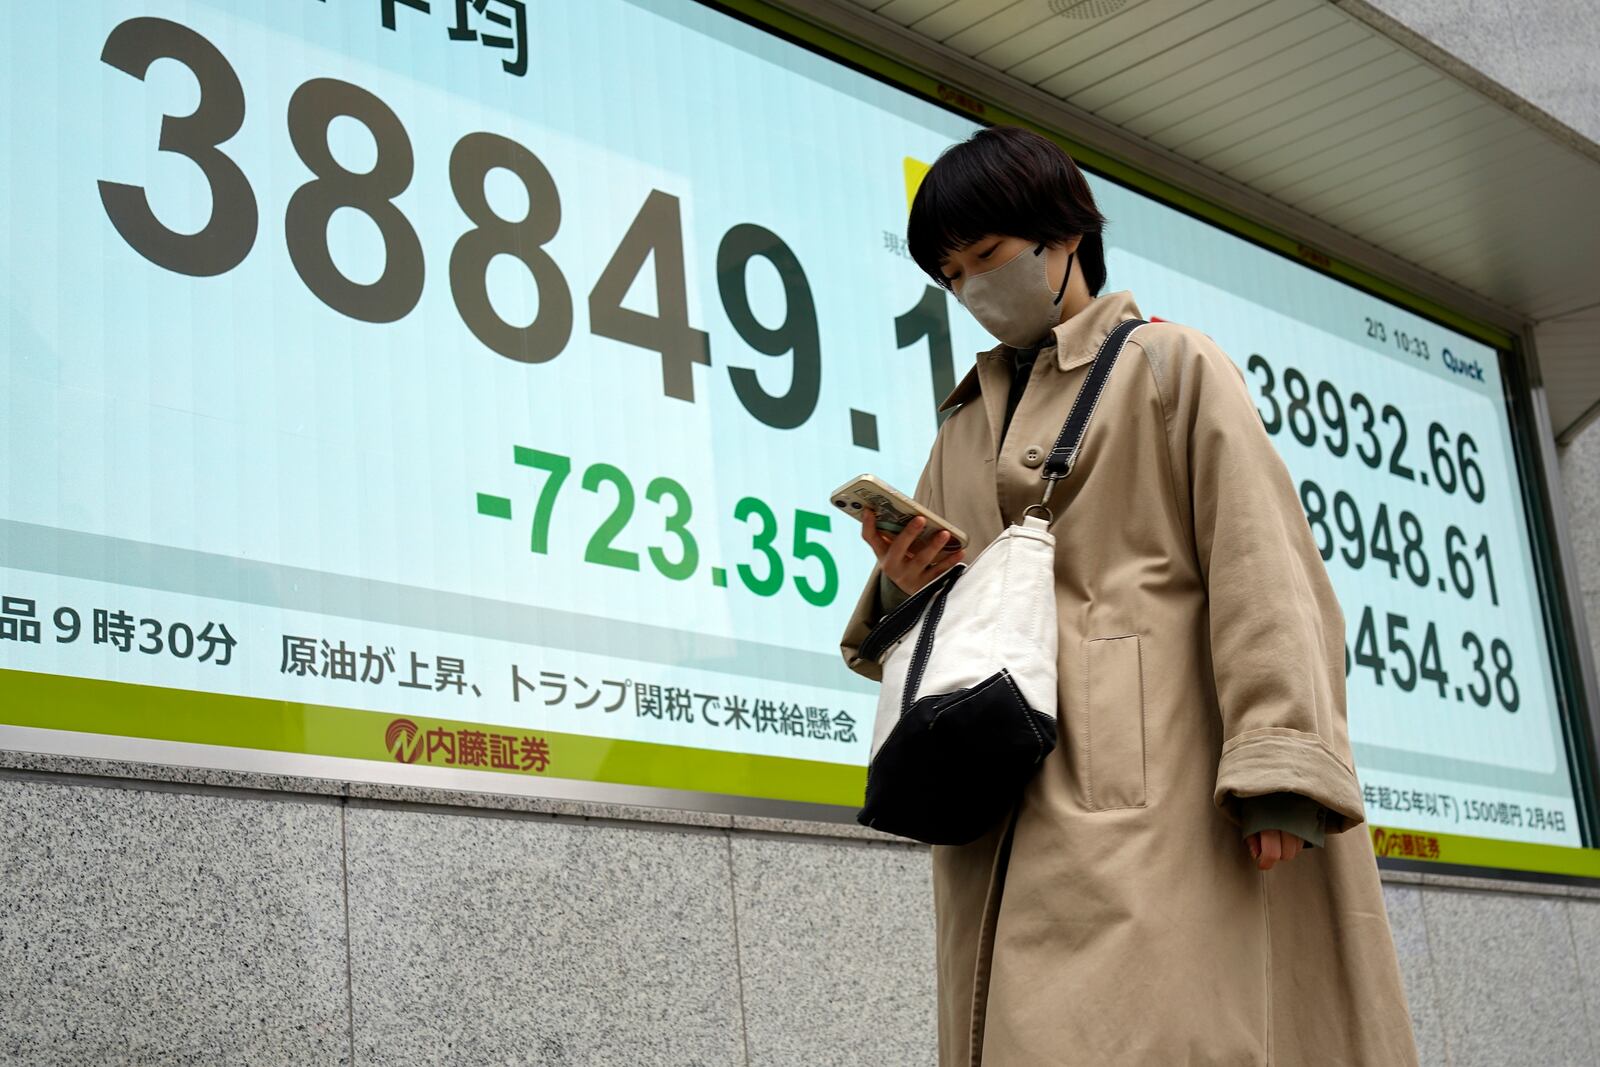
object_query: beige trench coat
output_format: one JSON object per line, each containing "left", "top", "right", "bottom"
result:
{"left": 840, "top": 290, "right": 1419, "bottom": 1066}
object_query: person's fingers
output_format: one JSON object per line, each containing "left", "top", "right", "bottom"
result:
{"left": 881, "top": 517, "right": 927, "bottom": 587}
{"left": 864, "top": 511, "right": 963, "bottom": 597}
{"left": 1257, "top": 830, "right": 1282, "bottom": 870}
{"left": 909, "top": 528, "right": 951, "bottom": 572}
{"left": 1284, "top": 836, "right": 1303, "bottom": 862}
{"left": 889, "top": 515, "right": 926, "bottom": 561}
{"left": 1247, "top": 832, "right": 1260, "bottom": 859}
{"left": 860, "top": 509, "right": 889, "bottom": 560}
{"left": 860, "top": 508, "right": 879, "bottom": 545}
{"left": 863, "top": 510, "right": 907, "bottom": 562}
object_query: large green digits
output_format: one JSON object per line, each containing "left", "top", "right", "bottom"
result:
{"left": 733, "top": 496, "right": 784, "bottom": 596}
{"left": 792, "top": 510, "right": 837, "bottom": 607}
{"left": 646, "top": 476, "right": 699, "bottom": 581}
{"left": 581, "top": 463, "right": 641, "bottom": 571}
{"left": 514, "top": 446, "right": 570, "bottom": 554}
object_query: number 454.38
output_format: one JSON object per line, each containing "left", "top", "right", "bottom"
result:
{"left": 97, "top": 16, "right": 825, "bottom": 431}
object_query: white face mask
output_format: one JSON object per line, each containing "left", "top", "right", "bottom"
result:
{"left": 954, "top": 242, "right": 1075, "bottom": 348}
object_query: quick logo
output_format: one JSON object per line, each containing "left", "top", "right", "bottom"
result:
{"left": 1442, "top": 348, "right": 1485, "bottom": 382}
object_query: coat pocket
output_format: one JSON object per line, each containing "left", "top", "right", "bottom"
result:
{"left": 1082, "top": 635, "right": 1147, "bottom": 810}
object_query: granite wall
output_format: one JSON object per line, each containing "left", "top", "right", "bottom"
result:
{"left": 0, "top": 766, "right": 937, "bottom": 1067}
{"left": 8, "top": 762, "right": 1600, "bottom": 1066}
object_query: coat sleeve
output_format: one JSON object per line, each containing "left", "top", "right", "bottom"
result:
{"left": 1156, "top": 326, "right": 1366, "bottom": 835}
{"left": 1239, "top": 792, "right": 1328, "bottom": 848}
{"left": 879, "top": 572, "right": 911, "bottom": 616}
{"left": 837, "top": 421, "right": 948, "bottom": 683}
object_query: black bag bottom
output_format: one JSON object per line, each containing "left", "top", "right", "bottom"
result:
{"left": 857, "top": 668, "right": 1057, "bottom": 846}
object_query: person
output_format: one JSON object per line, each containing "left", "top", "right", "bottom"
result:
{"left": 837, "top": 126, "right": 1419, "bottom": 1066}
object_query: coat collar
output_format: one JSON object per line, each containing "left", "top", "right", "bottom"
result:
{"left": 936, "top": 290, "right": 1144, "bottom": 412}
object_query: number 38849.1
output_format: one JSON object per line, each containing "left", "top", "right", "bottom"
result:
{"left": 96, "top": 16, "right": 832, "bottom": 432}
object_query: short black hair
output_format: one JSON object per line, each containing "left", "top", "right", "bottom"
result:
{"left": 907, "top": 125, "right": 1108, "bottom": 297}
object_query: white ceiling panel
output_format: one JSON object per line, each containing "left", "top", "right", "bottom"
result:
{"left": 1232, "top": 78, "right": 1463, "bottom": 185}
{"left": 1203, "top": 70, "right": 1450, "bottom": 185}
{"left": 1261, "top": 99, "right": 1504, "bottom": 203}
{"left": 1537, "top": 308, "right": 1600, "bottom": 441}
{"left": 948, "top": 2, "right": 1078, "bottom": 57}
{"left": 1330, "top": 135, "right": 1579, "bottom": 234}
{"left": 796, "top": 0, "right": 1600, "bottom": 434}
{"left": 871, "top": 0, "right": 950, "bottom": 22}
{"left": 1074, "top": 0, "right": 1333, "bottom": 118}
{"left": 1117, "top": 21, "right": 1371, "bottom": 138}
{"left": 998, "top": 1, "right": 1231, "bottom": 86}
{"left": 903, "top": 0, "right": 1020, "bottom": 41}
{"left": 1094, "top": 6, "right": 1344, "bottom": 125}
{"left": 1028, "top": 0, "right": 1285, "bottom": 96}
{"left": 1386, "top": 158, "right": 1586, "bottom": 252}
{"left": 1410, "top": 192, "right": 1593, "bottom": 279}
{"left": 1160, "top": 38, "right": 1401, "bottom": 148}
{"left": 1296, "top": 119, "right": 1536, "bottom": 218}
{"left": 1179, "top": 52, "right": 1426, "bottom": 164}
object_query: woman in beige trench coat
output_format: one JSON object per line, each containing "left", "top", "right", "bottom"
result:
{"left": 838, "top": 127, "right": 1420, "bottom": 1066}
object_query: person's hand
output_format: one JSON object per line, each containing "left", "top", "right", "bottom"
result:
{"left": 860, "top": 509, "right": 965, "bottom": 598}
{"left": 1247, "top": 829, "right": 1306, "bottom": 870}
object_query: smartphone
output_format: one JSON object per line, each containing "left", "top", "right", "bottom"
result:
{"left": 829, "top": 473, "right": 967, "bottom": 554}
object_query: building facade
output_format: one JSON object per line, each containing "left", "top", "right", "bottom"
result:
{"left": 5, "top": 2, "right": 1600, "bottom": 1064}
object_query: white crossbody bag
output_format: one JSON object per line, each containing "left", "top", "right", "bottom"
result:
{"left": 855, "top": 318, "right": 1147, "bottom": 845}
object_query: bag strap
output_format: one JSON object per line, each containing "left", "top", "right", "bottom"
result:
{"left": 858, "top": 561, "right": 963, "bottom": 665}
{"left": 1028, "top": 317, "right": 1146, "bottom": 522}
{"left": 897, "top": 566, "right": 961, "bottom": 714}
